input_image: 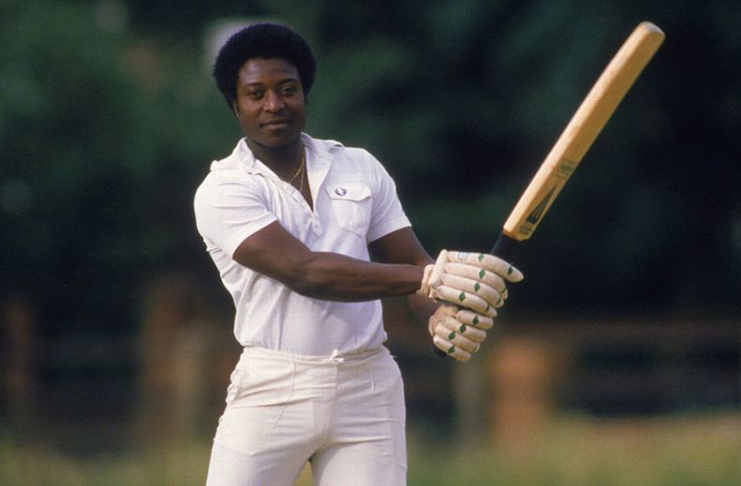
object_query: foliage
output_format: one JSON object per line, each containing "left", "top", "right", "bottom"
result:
{"left": 0, "top": 0, "right": 237, "bottom": 334}
{"left": 1, "top": 0, "right": 740, "bottom": 339}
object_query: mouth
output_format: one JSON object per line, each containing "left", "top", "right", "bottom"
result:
{"left": 261, "top": 119, "right": 292, "bottom": 129}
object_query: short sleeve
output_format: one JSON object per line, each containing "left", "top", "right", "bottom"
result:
{"left": 366, "top": 155, "right": 411, "bottom": 242}
{"left": 194, "top": 174, "right": 277, "bottom": 258}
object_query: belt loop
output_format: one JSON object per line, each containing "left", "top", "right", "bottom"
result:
{"left": 327, "top": 349, "right": 345, "bottom": 363}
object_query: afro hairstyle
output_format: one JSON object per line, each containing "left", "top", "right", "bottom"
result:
{"left": 213, "top": 23, "right": 316, "bottom": 110}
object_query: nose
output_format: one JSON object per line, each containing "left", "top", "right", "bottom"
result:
{"left": 263, "top": 90, "right": 285, "bottom": 112}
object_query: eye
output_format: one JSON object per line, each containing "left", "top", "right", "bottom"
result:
{"left": 281, "top": 85, "right": 298, "bottom": 96}
{"left": 247, "top": 89, "right": 264, "bottom": 100}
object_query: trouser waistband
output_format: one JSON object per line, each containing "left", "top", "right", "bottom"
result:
{"left": 239, "top": 345, "right": 386, "bottom": 365}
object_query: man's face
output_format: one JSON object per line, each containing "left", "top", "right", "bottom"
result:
{"left": 234, "top": 58, "right": 306, "bottom": 150}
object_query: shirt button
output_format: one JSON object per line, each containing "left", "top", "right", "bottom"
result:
{"left": 312, "top": 219, "right": 323, "bottom": 236}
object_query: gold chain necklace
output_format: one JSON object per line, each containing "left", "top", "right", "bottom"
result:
{"left": 288, "top": 147, "right": 306, "bottom": 192}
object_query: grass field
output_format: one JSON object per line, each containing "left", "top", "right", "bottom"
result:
{"left": 2, "top": 412, "right": 741, "bottom": 485}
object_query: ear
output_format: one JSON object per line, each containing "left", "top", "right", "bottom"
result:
{"left": 232, "top": 103, "right": 239, "bottom": 118}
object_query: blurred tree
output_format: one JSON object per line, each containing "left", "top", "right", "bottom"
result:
{"left": 0, "top": 0, "right": 237, "bottom": 336}
{"left": 1, "top": 0, "right": 739, "bottom": 343}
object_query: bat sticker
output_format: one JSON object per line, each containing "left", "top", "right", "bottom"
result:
{"left": 525, "top": 186, "right": 556, "bottom": 225}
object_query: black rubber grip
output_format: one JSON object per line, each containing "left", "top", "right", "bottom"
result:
{"left": 491, "top": 232, "right": 520, "bottom": 261}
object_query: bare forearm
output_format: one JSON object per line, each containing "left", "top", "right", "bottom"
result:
{"left": 233, "top": 223, "right": 429, "bottom": 303}
{"left": 286, "top": 251, "right": 424, "bottom": 302}
{"left": 406, "top": 292, "right": 440, "bottom": 327}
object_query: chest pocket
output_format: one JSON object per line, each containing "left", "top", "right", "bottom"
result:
{"left": 326, "top": 183, "right": 372, "bottom": 236}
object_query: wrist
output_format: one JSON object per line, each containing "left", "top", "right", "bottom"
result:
{"left": 416, "top": 264, "right": 434, "bottom": 296}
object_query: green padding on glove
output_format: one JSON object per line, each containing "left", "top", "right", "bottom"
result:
{"left": 428, "top": 305, "right": 494, "bottom": 362}
{"left": 418, "top": 250, "right": 523, "bottom": 316}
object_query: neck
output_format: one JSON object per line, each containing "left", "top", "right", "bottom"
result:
{"left": 247, "top": 138, "right": 304, "bottom": 180}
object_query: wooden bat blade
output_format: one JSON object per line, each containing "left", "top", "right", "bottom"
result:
{"left": 436, "top": 23, "right": 664, "bottom": 359}
{"left": 502, "top": 21, "right": 665, "bottom": 242}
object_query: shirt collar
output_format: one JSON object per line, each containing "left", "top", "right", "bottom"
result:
{"left": 236, "top": 138, "right": 275, "bottom": 178}
{"left": 209, "top": 133, "right": 342, "bottom": 188}
{"left": 302, "top": 133, "right": 341, "bottom": 198}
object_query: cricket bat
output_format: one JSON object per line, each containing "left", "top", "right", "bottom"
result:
{"left": 491, "top": 21, "right": 665, "bottom": 261}
{"left": 434, "top": 22, "right": 664, "bottom": 358}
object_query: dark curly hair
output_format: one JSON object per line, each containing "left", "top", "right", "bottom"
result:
{"left": 213, "top": 23, "right": 316, "bottom": 111}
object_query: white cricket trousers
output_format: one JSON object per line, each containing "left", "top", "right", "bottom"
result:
{"left": 205, "top": 345, "right": 407, "bottom": 485}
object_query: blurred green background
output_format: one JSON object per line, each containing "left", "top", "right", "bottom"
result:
{"left": 2, "top": 0, "right": 741, "bottom": 484}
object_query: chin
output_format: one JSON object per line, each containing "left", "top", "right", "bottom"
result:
{"left": 256, "top": 133, "right": 301, "bottom": 149}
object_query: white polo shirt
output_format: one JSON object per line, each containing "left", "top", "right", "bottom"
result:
{"left": 194, "top": 133, "right": 411, "bottom": 356}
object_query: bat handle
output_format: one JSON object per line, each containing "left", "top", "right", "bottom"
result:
{"left": 490, "top": 232, "right": 520, "bottom": 261}
{"left": 432, "top": 232, "right": 522, "bottom": 359}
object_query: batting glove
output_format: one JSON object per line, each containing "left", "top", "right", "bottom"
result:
{"left": 429, "top": 305, "right": 495, "bottom": 362}
{"left": 418, "top": 250, "right": 524, "bottom": 316}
